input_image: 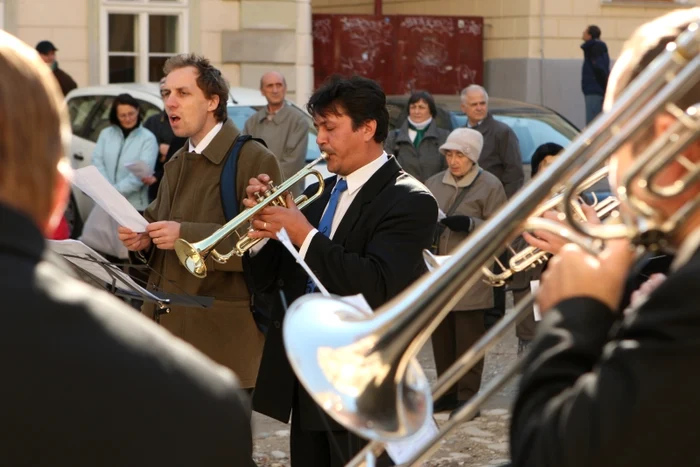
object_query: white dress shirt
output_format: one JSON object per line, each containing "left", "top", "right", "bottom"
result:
{"left": 188, "top": 122, "right": 223, "bottom": 153}
{"left": 299, "top": 151, "right": 389, "bottom": 258}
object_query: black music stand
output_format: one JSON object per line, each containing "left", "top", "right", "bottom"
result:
{"left": 48, "top": 240, "right": 214, "bottom": 323}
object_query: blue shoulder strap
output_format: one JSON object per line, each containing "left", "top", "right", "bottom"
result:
{"left": 220, "top": 134, "right": 267, "bottom": 221}
{"left": 219, "top": 133, "right": 270, "bottom": 334}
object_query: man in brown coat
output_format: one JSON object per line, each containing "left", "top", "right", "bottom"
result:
{"left": 118, "top": 54, "right": 282, "bottom": 389}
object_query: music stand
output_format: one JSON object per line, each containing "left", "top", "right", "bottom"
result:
{"left": 48, "top": 240, "right": 214, "bottom": 322}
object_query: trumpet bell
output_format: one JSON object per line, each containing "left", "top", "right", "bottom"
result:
{"left": 174, "top": 238, "right": 207, "bottom": 278}
{"left": 283, "top": 294, "right": 433, "bottom": 441}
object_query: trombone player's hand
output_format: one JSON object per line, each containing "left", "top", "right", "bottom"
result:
{"left": 537, "top": 238, "right": 635, "bottom": 315}
{"left": 243, "top": 175, "right": 315, "bottom": 247}
{"left": 118, "top": 226, "right": 152, "bottom": 251}
{"left": 523, "top": 204, "right": 600, "bottom": 255}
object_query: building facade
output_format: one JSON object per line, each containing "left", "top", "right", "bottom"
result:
{"left": 0, "top": 0, "right": 313, "bottom": 104}
{"left": 313, "top": 0, "right": 695, "bottom": 128}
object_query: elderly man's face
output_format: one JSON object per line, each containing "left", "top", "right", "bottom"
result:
{"left": 461, "top": 90, "right": 488, "bottom": 124}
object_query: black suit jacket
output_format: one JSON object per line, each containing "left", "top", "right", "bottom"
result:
{"left": 0, "top": 203, "right": 255, "bottom": 466}
{"left": 247, "top": 156, "right": 438, "bottom": 429}
{"left": 510, "top": 247, "right": 700, "bottom": 467}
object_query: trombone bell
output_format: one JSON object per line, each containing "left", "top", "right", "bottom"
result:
{"left": 283, "top": 294, "right": 433, "bottom": 441}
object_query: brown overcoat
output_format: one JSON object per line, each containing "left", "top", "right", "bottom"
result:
{"left": 141, "top": 119, "right": 283, "bottom": 388}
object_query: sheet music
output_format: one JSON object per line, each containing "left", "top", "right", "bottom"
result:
{"left": 277, "top": 228, "right": 330, "bottom": 296}
{"left": 124, "top": 160, "right": 154, "bottom": 178}
{"left": 48, "top": 239, "right": 161, "bottom": 302}
{"left": 385, "top": 416, "right": 441, "bottom": 463}
{"left": 72, "top": 166, "right": 149, "bottom": 232}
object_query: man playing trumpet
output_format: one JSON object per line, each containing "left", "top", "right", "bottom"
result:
{"left": 510, "top": 9, "right": 700, "bottom": 466}
{"left": 243, "top": 75, "right": 438, "bottom": 467}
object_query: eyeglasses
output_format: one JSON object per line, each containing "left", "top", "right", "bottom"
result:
{"left": 118, "top": 111, "right": 138, "bottom": 119}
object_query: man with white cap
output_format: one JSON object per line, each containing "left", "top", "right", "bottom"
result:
{"left": 424, "top": 127, "right": 507, "bottom": 418}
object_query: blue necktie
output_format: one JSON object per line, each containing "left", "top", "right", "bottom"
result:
{"left": 305, "top": 178, "right": 348, "bottom": 293}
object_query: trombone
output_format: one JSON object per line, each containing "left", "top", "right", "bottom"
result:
{"left": 282, "top": 19, "right": 700, "bottom": 467}
{"left": 174, "top": 154, "right": 327, "bottom": 278}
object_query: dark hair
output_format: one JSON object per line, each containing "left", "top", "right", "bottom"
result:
{"left": 163, "top": 54, "right": 229, "bottom": 122}
{"left": 306, "top": 75, "right": 389, "bottom": 143}
{"left": 408, "top": 90, "right": 437, "bottom": 118}
{"left": 109, "top": 93, "right": 141, "bottom": 126}
{"left": 588, "top": 25, "right": 601, "bottom": 40}
{"left": 530, "top": 143, "right": 563, "bottom": 176}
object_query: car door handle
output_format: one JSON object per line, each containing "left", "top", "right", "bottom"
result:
{"left": 73, "top": 153, "right": 84, "bottom": 161}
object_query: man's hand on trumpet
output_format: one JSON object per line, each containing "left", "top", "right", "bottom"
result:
{"left": 523, "top": 203, "right": 600, "bottom": 255}
{"left": 243, "top": 174, "right": 315, "bottom": 247}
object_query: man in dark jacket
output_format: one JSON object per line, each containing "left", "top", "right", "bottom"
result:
{"left": 2, "top": 30, "right": 255, "bottom": 466}
{"left": 510, "top": 10, "right": 700, "bottom": 467}
{"left": 243, "top": 75, "right": 438, "bottom": 467}
{"left": 460, "top": 84, "right": 524, "bottom": 329}
{"left": 580, "top": 25, "right": 610, "bottom": 124}
{"left": 35, "top": 40, "right": 77, "bottom": 96}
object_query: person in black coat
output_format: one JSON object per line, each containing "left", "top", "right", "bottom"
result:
{"left": 242, "top": 75, "right": 438, "bottom": 467}
{"left": 509, "top": 9, "right": 700, "bottom": 467}
{"left": 0, "top": 30, "right": 255, "bottom": 467}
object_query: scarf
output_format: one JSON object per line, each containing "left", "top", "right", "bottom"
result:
{"left": 407, "top": 117, "right": 432, "bottom": 148}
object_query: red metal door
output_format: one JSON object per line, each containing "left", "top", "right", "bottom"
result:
{"left": 312, "top": 14, "right": 484, "bottom": 95}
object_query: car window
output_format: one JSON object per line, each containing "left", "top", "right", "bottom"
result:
{"left": 450, "top": 112, "right": 576, "bottom": 164}
{"left": 67, "top": 96, "right": 100, "bottom": 136}
{"left": 84, "top": 97, "right": 114, "bottom": 143}
{"left": 227, "top": 105, "right": 258, "bottom": 130}
{"left": 228, "top": 105, "right": 321, "bottom": 163}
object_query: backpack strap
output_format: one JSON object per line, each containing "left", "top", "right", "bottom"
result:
{"left": 219, "top": 133, "right": 271, "bottom": 334}
{"left": 220, "top": 134, "right": 267, "bottom": 221}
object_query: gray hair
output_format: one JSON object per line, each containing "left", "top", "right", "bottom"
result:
{"left": 460, "top": 84, "right": 489, "bottom": 102}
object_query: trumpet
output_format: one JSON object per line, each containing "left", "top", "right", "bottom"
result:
{"left": 282, "top": 19, "right": 700, "bottom": 467}
{"left": 482, "top": 166, "right": 621, "bottom": 286}
{"left": 427, "top": 167, "right": 621, "bottom": 287}
{"left": 174, "top": 154, "right": 328, "bottom": 278}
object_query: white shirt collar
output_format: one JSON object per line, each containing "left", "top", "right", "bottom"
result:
{"left": 188, "top": 122, "right": 224, "bottom": 154}
{"left": 670, "top": 225, "right": 700, "bottom": 272}
{"left": 339, "top": 151, "right": 389, "bottom": 196}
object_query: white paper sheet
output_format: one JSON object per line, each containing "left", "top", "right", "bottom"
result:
{"left": 277, "top": 228, "right": 330, "bottom": 296}
{"left": 72, "top": 166, "right": 149, "bottom": 232}
{"left": 48, "top": 239, "right": 161, "bottom": 301}
{"left": 339, "top": 293, "right": 372, "bottom": 314}
{"left": 531, "top": 280, "right": 542, "bottom": 321}
{"left": 124, "top": 160, "right": 154, "bottom": 179}
{"left": 385, "top": 416, "right": 441, "bottom": 464}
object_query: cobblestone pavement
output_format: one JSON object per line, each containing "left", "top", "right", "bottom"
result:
{"left": 252, "top": 303, "right": 520, "bottom": 467}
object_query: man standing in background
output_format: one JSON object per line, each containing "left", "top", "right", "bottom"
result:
{"left": 460, "top": 84, "right": 524, "bottom": 330}
{"left": 244, "top": 71, "right": 309, "bottom": 195}
{"left": 581, "top": 25, "right": 610, "bottom": 124}
{"left": 35, "top": 40, "right": 77, "bottom": 96}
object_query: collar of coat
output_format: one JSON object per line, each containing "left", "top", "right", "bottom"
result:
{"left": 193, "top": 118, "right": 240, "bottom": 165}
{"left": 254, "top": 101, "right": 298, "bottom": 125}
{"left": 0, "top": 202, "right": 77, "bottom": 278}
{"left": 467, "top": 113, "right": 495, "bottom": 132}
{"left": 395, "top": 119, "right": 443, "bottom": 144}
{"left": 441, "top": 164, "right": 480, "bottom": 188}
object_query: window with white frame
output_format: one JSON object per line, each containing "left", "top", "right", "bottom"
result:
{"left": 101, "top": 0, "right": 189, "bottom": 84}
